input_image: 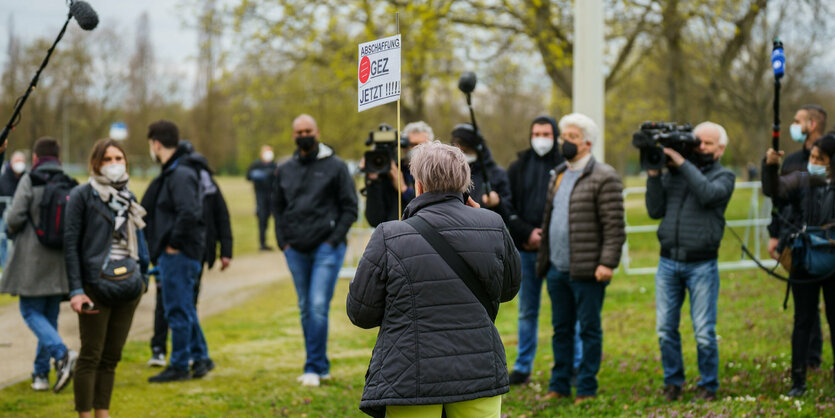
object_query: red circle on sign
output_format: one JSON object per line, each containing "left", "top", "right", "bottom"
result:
{"left": 359, "top": 56, "right": 371, "bottom": 84}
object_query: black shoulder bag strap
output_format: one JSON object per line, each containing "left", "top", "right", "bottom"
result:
{"left": 404, "top": 215, "right": 497, "bottom": 322}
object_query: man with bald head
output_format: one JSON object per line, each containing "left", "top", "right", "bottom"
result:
{"left": 645, "top": 121, "right": 736, "bottom": 402}
{"left": 272, "top": 114, "right": 358, "bottom": 387}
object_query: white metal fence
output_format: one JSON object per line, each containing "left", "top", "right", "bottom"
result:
{"left": 620, "top": 181, "right": 778, "bottom": 275}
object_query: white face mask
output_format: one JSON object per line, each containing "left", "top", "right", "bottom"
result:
{"left": 464, "top": 153, "right": 478, "bottom": 164}
{"left": 531, "top": 136, "right": 554, "bottom": 156}
{"left": 101, "top": 163, "right": 127, "bottom": 182}
{"left": 11, "top": 161, "right": 25, "bottom": 174}
{"left": 149, "top": 144, "right": 159, "bottom": 163}
{"left": 262, "top": 151, "right": 275, "bottom": 162}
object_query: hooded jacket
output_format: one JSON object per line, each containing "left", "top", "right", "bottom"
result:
{"left": 347, "top": 191, "right": 520, "bottom": 417}
{"left": 141, "top": 143, "right": 206, "bottom": 263}
{"left": 506, "top": 116, "right": 563, "bottom": 249}
{"left": 272, "top": 143, "right": 358, "bottom": 252}
{"left": 182, "top": 147, "right": 233, "bottom": 268}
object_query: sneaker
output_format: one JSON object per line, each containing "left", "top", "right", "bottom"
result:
{"left": 148, "top": 367, "right": 191, "bottom": 383}
{"left": 319, "top": 373, "right": 332, "bottom": 381}
{"left": 297, "top": 372, "right": 320, "bottom": 387}
{"left": 692, "top": 387, "right": 717, "bottom": 402}
{"left": 147, "top": 350, "right": 166, "bottom": 368}
{"left": 787, "top": 386, "right": 806, "bottom": 397}
{"left": 192, "top": 358, "right": 216, "bottom": 379}
{"left": 31, "top": 374, "right": 49, "bottom": 391}
{"left": 663, "top": 385, "right": 682, "bottom": 401}
{"left": 508, "top": 370, "right": 530, "bottom": 386}
{"left": 53, "top": 350, "right": 78, "bottom": 393}
{"left": 259, "top": 245, "right": 273, "bottom": 251}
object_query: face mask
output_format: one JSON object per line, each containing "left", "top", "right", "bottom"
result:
{"left": 262, "top": 151, "right": 275, "bottom": 162}
{"left": 790, "top": 124, "right": 807, "bottom": 143}
{"left": 101, "top": 163, "right": 127, "bottom": 182}
{"left": 11, "top": 161, "right": 25, "bottom": 174}
{"left": 560, "top": 141, "right": 578, "bottom": 161}
{"left": 531, "top": 136, "right": 554, "bottom": 157}
{"left": 690, "top": 152, "right": 716, "bottom": 167}
{"left": 149, "top": 144, "right": 159, "bottom": 163}
{"left": 808, "top": 162, "right": 828, "bottom": 177}
{"left": 464, "top": 153, "right": 478, "bottom": 164}
{"left": 295, "top": 136, "right": 316, "bottom": 152}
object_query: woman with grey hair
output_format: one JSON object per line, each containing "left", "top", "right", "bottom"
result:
{"left": 348, "top": 141, "right": 521, "bottom": 418}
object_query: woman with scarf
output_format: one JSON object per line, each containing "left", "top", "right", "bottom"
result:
{"left": 764, "top": 134, "right": 835, "bottom": 398}
{"left": 65, "top": 138, "right": 149, "bottom": 417}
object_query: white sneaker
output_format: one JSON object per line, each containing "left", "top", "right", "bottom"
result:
{"left": 147, "top": 352, "right": 166, "bottom": 368}
{"left": 31, "top": 374, "right": 49, "bottom": 391}
{"left": 297, "top": 373, "right": 320, "bottom": 387}
{"left": 319, "top": 373, "right": 331, "bottom": 381}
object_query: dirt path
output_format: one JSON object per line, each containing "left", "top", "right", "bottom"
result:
{"left": 0, "top": 251, "right": 291, "bottom": 389}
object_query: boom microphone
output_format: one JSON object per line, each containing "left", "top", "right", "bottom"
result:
{"left": 70, "top": 1, "right": 99, "bottom": 31}
{"left": 458, "top": 72, "right": 477, "bottom": 94}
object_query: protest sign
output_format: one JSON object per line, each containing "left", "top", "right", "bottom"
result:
{"left": 358, "top": 34, "right": 401, "bottom": 112}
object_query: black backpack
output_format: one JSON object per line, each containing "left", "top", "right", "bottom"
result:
{"left": 28, "top": 170, "right": 78, "bottom": 249}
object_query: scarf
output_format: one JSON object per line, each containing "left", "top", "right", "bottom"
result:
{"left": 89, "top": 174, "right": 147, "bottom": 259}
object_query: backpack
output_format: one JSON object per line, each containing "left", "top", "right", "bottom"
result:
{"left": 28, "top": 170, "right": 79, "bottom": 249}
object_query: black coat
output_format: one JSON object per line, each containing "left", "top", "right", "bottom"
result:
{"left": 64, "top": 183, "right": 150, "bottom": 294}
{"left": 506, "top": 148, "right": 563, "bottom": 249}
{"left": 272, "top": 144, "right": 357, "bottom": 252}
{"left": 141, "top": 146, "right": 206, "bottom": 263}
{"left": 764, "top": 148, "right": 809, "bottom": 239}
{"left": 469, "top": 147, "right": 513, "bottom": 222}
{"left": 347, "top": 192, "right": 521, "bottom": 417}
{"left": 0, "top": 162, "right": 23, "bottom": 213}
{"left": 246, "top": 159, "right": 277, "bottom": 196}
{"left": 189, "top": 153, "right": 233, "bottom": 268}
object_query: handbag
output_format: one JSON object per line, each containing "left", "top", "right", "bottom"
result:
{"left": 791, "top": 225, "right": 835, "bottom": 277}
{"left": 91, "top": 255, "right": 145, "bottom": 306}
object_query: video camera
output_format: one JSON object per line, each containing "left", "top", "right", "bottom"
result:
{"left": 632, "top": 121, "right": 700, "bottom": 171}
{"left": 363, "top": 124, "right": 409, "bottom": 175}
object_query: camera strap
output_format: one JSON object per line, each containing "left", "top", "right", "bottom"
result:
{"left": 404, "top": 215, "right": 498, "bottom": 322}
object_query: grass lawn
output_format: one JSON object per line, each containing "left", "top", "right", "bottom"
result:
{"left": 1, "top": 270, "right": 832, "bottom": 416}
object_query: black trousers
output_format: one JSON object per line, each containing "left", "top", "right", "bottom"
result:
{"left": 150, "top": 266, "right": 204, "bottom": 354}
{"left": 256, "top": 192, "right": 271, "bottom": 247}
{"left": 790, "top": 277, "right": 835, "bottom": 386}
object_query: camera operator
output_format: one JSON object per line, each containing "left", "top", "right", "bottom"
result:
{"left": 363, "top": 122, "right": 432, "bottom": 226}
{"left": 450, "top": 123, "right": 512, "bottom": 217}
{"left": 644, "top": 121, "right": 735, "bottom": 402}
{"left": 763, "top": 105, "right": 827, "bottom": 371}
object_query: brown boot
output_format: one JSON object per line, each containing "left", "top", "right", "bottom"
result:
{"left": 544, "top": 391, "right": 569, "bottom": 401}
{"left": 574, "top": 395, "right": 596, "bottom": 405}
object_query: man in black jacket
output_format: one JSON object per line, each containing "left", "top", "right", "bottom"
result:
{"left": 645, "top": 121, "right": 735, "bottom": 401}
{"left": 764, "top": 105, "right": 827, "bottom": 370}
{"left": 273, "top": 114, "right": 358, "bottom": 387}
{"left": 450, "top": 124, "right": 512, "bottom": 218}
{"left": 142, "top": 120, "right": 214, "bottom": 383}
{"left": 505, "top": 116, "right": 572, "bottom": 385}
{"left": 246, "top": 145, "right": 277, "bottom": 250}
{"left": 147, "top": 141, "right": 232, "bottom": 368}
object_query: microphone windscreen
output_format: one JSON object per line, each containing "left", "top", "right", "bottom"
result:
{"left": 70, "top": 1, "right": 99, "bottom": 31}
{"left": 458, "top": 72, "right": 477, "bottom": 94}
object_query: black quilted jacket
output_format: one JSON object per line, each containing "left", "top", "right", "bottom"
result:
{"left": 347, "top": 192, "right": 521, "bottom": 417}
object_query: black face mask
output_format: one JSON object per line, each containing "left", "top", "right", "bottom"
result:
{"left": 689, "top": 151, "right": 715, "bottom": 167}
{"left": 295, "top": 136, "right": 316, "bottom": 152}
{"left": 561, "top": 141, "right": 578, "bottom": 161}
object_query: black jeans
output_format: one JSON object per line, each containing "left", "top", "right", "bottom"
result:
{"left": 790, "top": 277, "right": 835, "bottom": 386}
{"left": 150, "top": 266, "right": 204, "bottom": 354}
{"left": 256, "top": 191, "right": 271, "bottom": 247}
{"left": 75, "top": 292, "right": 140, "bottom": 412}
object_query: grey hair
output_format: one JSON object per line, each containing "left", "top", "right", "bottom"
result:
{"left": 409, "top": 140, "right": 472, "bottom": 194}
{"left": 558, "top": 113, "right": 600, "bottom": 144}
{"left": 403, "top": 121, "right": 434, "bottom": 142}
{"left": 694, "top": 121, "right": 729, "bottom": 146}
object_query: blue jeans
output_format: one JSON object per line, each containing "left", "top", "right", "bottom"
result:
{"left": 20, "top": 295, "right": 68, "bottom": 375}
{"left": 655, "top": 257, "right": 720, "bottom": 392}
{"left": 284, "top": 242, "right": 346, "bottom": 375}
{"left": 158, "top": 252, "right": 208, "bottom": 371}
{"left": 0, "top": 217, "right": 8, "bottom": 267}
{"left": 513, "top": 251, "right": 582, "bottom": 374}
{"left": 546, "top": 266, "right": 607, "bottom": 396}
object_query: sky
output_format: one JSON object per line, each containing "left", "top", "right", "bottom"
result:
{"left": 1, "top": 0, "right": 199, "bottom": 77}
